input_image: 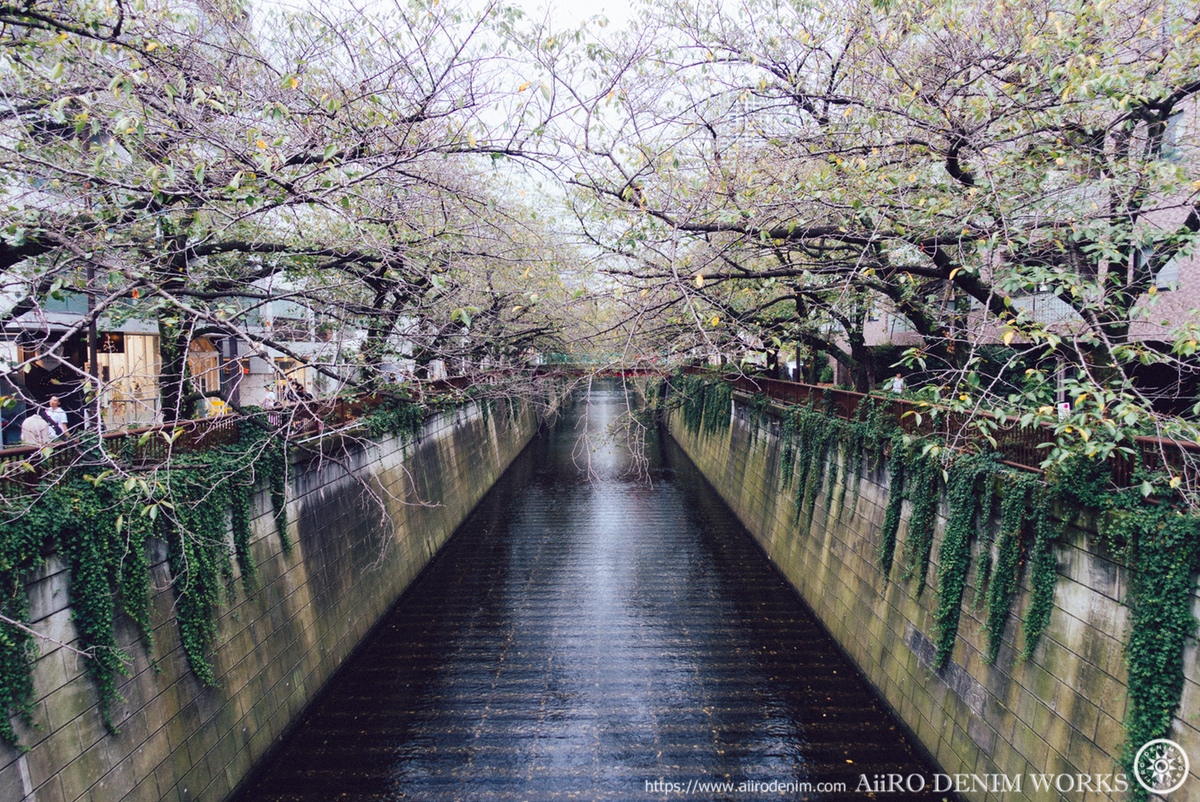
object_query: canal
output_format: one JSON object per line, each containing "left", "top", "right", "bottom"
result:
{"left": 234, "top": 384, "right": 946, "bottom": 801}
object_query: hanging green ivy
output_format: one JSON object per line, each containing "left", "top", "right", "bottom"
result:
{"left": 0, "top": 560, "right": 37, "bottom": 744}
{"left": 1020, "top": 456, "right": 1106, "bottom": 660}
{"left": 678, "top": 373, "right": 709, "bottom": 435}
{"left": 983, "top": 473, "right": 1037, "bottom": 664}
{"left": 0, "top": 398, "right": 440, "bottom": 747}
{"left": 687, "top": 373, "right": 1200, "bottom": 780}
{"left": 901, "top": 451, "right": 941, "bottom": 596}
{"left": 1117, "top": 504, "right": 1200, "bottom": 799}
{"left": 0, "top": 467, "right": 157, "bottom": 741}
{"left": 1049, "top": 456, "right": 1200, "bottom": 796}
{"left": 701, "top": 381, "right": 733, "bottom": 436}
{"left": 769, "top": 400, "right": 879, "bottom": 529}
{"left": 841, "top": 401, "right": 893, "bottom": 522}
{"left": 746, "top": 393, "right": 770, "bottom": 447}
{"left": 166, "top": 484, "right": 227, "bottom": 688}
{"left": 792, "top": 410, "right": 824, "bottom": 522}
{"left": 229, "top": 480, "right": 258, "bottom": 592}
{"left": 877, "top": 437, "right": 907, "bottom": 577}
{"left": 0, "top": 492, "right": 60, "bottom": 741}
{"left": 57, "top": 481, "right": 138, "bottom": 731}
{"left": 794, "top": 418, "right": 832, "bottom": 527}
{"left": 262, "top": 439, "right": 292, "bottom": 554}
{"left": 362, "top": 398, "right": 426, "bottom": 441}
{"left": 830, "top": 440, "right": 853, "bottom": 520}
{"left": 932, "top": 453, "right": 997, "bottom": 670}
{"left": 675, "top": 372, "right": 733, "bottom": 438}
{"left": 971, "top": 484, "right": 1001, "bottom": 612}
{"left": 779, "top": 407, "right": 802, "bottom": 488}
{"left": 1019, "top": 486, "right": 1060, "bottom": 660}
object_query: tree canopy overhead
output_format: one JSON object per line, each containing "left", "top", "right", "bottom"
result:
{"left": 0, "top": 0, "right": 1199, "bottom": 486}
{"left": 518, "top": 0, "right": 1200, "bottom": 488}
{"left": 0, "top": 0, "right": 581, "bottom": 424}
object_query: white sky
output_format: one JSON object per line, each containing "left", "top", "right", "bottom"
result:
{"left": 264, "top": 0, "right": 637, "bottom": 31}
{"left": 509, "top": 0, "right": 635, "bottom": 31}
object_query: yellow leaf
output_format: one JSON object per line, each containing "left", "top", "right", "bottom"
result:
{"left": 1002, "top": 330, "right": 1016, "bottom": 346}
{"left": 288, "top": 76, "right": 298, "bottom": 89}
{"left": 468, "top": 131, "right": 476, "bottom": 148}
{"left": 518, "top": 81, "right": 530, "bottom": 92}
{"left": 710, "top": 316, "right": 720, "bottom": 326}
{"left": 256, "top": 139, "right": 267, "bottom": 150}
{"left": 1170, "top": 476, "right": 1182, "bottom": 489}
{"left": 146, "top": 41, "right": 158, "bottom": 52}
{"left": 694, "top": 273, "right": 705, "bottom": 288}
{"left": 948, "top": 267, "right": 961, "bottom": 280}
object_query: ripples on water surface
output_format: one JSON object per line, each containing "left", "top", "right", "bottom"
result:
{"left": 235, "top": 384, "right": 944, "bottom": 801}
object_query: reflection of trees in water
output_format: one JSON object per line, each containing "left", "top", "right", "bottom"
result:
{"left": 570, "top": 376, "right": 658, "bottom": 484}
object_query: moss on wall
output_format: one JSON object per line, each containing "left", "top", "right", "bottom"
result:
{"left": 0, "top": 397, "right": 547, "bottom": 802}
{"left": 666, "top": 388, "right": 1200, "bottom": 800}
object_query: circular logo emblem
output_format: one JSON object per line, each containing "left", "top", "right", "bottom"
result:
{"left": 1134, "top": 739, "right": 1190, "bottom": 795}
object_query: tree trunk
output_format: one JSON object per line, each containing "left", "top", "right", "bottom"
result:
{"left": 158, "top": 318, "right": 193, "bottom": 424}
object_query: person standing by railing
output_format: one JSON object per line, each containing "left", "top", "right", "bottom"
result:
{"left": 46, "top": 396, "right": 68, "bottom": 437}
{"left": 263, "top": 386, "right": 280, "bottom": 427}
{"left": 21, "top": 397, "right": 67, "bottom": 446}
{"left": 20, "top": 412, "right": 51, "bottom": 446}
{"left": 286, "top": 380, "right": 311, "bottom": 403}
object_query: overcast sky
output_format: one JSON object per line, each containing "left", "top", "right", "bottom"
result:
{"left": 506, "top": 0, "right": 634, "bottom": 31}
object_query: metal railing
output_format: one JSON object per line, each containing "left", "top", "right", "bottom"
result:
{"left": 685, "top": 368, "right": 1200, "bottom": 487}
{"left": 532, "top": 366, "right": 671, "bottom": 379}
{"left": 0, "top": 414, "right": 242, "bottom": 497}
{"left": 0, "top": 374, "right": 497, "bottom": 497}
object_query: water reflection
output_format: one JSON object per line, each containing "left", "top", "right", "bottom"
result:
{"left": 235, "top": 382, "right": 941, "bottom": 801}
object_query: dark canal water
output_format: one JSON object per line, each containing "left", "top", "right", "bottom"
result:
{"left": 234, "top": 385, "right": 945, "bottom": 801}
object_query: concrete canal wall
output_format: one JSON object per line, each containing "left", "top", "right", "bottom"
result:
{"left": 0, "top": 398, "right": 546, "bottom": 802}
{"left": 666, "top": 394, "right": 1200, "bottom": 801}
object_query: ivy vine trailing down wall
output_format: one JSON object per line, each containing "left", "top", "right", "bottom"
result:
{"left": 0, "top": 397, "right": 434, "bottom": 747}
{"left": 671, "top": 372, "right": 1200, "bottom": 792}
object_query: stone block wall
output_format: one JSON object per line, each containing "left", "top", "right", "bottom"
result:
{"left": 0, "top": 399, "right": 543, "bottom": 802}
{"left": 667, "top": 395, "right": 1200, "bottom": 800}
